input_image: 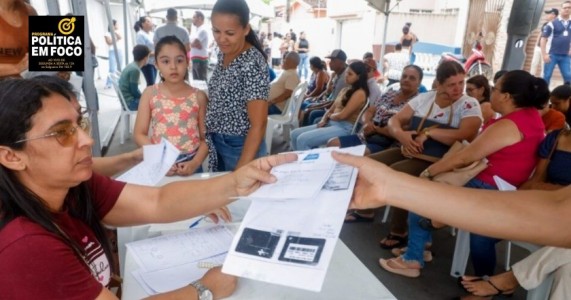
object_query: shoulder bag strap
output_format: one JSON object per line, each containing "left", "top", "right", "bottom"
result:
{"left": 416, "top": 101, "right": 435, "bottom": 132}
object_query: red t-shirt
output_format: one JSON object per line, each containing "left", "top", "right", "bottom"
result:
{"left": 477, "top": 108, "right": 545, "bottom": 187}
{"left": 0, "top": 173, "right": 126, "bottom": 299}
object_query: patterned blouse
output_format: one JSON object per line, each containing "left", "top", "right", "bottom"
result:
{"left": 149, "top": 84, "right": 201, "bottom": 153}
{"left": 372, "top": 89, "right": 416, "bottom": 126}
{"left": 206, "top": 47, "right": 269, "bottom": 136}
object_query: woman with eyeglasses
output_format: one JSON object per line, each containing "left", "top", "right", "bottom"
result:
{"left": 466, "top": 74, "right": 495, "bottom": 125}
{"left": 0, "top": 78, "right": 296, "bottom": 299}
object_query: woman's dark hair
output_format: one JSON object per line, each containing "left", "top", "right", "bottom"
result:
{"left": 212, "top": 0, "right": 267, "bottom": 61}
{"left": 402, "top": 26, "right": 410, "bottom": 34}
{"left": 493, "top": 69, "right": 508, "bottom": 84}
{"left": 133, "top": 16, "right": 146, "bottom": 32}
{"left": 403, "top": 64, "right": 424, "bottom": 83}
{"left": 154, "top": 36, "right": 188, "bottom": 81}
{"left": 499, "top": 70, "right": 549, "bottom": 109}
{"left": 0, "top": 78, "right": 115, "bottom": 275}
{"left": 310, "top": 56, "right": 325, "bottom": 70}
{"left": 466, "top": 74, "right": 491, "bottom": 102}
{"left": 342, "top": 61, "right": 369, "bottom": 107}
{"left": 436, "top": 60, "right": 465, "bottom": 84}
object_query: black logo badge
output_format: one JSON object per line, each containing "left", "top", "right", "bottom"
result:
{"left": 29, "top": 16, "right": 84, "bottom": 71}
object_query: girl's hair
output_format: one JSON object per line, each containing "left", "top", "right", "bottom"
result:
{"left": 436, "top": 60, "right": 465, "bottom": 84}
{"left": 108, "top": 19, "right": 117, "bottom": 33}
{"left": 402, "top": 26, "right": 410, "bottom": 34}
{"left": 0, "top": 78, "right": 115, "bottom": 275}
{"left": 402, "top": 64, "right": 424, "bottom": 83}
{"left": 342, "top": 61, "right": 369, "bottom": 106}
{"left": 499, "top": 70, "right": 549, "bottom": 109}
{"left": 133, "top": 16, "right": 147, "bottom": 32}
{"left": 466, "top": 74, "right": 491, "bottom": 102}
{"left": 154, "top": 36, "right": 189, "bottom": 82}
{"left": 212, "top": 0, "right": 267, "bottom": 61}
{"left": 309, "top": 56, "right": 325, "bottom": 70}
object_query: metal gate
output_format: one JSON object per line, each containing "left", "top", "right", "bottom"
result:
{"left": 463, "top": 0, "right": 506, "bottom": 68}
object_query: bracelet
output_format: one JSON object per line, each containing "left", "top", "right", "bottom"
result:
{"left": 423, "top": 128, "right": 431, "bottom": 138}
{"left": 420, "top": 168, "right": 433, "bottom": 180}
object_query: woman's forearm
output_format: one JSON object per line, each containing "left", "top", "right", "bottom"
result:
{"left": 385, "top": 171, "right": 571, "bottom": 247}
{"left": 236, "top": 125, "right": 265, "bottom": 169}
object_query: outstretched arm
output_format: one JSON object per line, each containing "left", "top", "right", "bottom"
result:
{"left": 332, "top": 152, "right": 571, "bottom": 248}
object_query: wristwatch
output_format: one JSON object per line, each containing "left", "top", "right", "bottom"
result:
{"left": 190, "top": 280, "right": 213, "bottom": 300}
{"left": 420, "top": 168, "right": 433, "bottom": 180}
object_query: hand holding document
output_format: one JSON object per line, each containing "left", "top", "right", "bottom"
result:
{"left": 246, "top": 147, "right": 339, "bottom": 200}
{"left": 223, "top": 145, "right": 366, "bottom": 292}
{"left": 116, "top": 138, "right": 180, "bottom": 186}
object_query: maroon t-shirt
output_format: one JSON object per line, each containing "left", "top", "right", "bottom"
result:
{"left": 0, "top": 173, "right": 126, "bottom": 299}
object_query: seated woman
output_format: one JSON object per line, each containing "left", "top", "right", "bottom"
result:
{"left": 466, "top": 74, "right": 495, "bottom": 125}
{"left": 290, "top": 61, "right": 368, "bottom": 150}
{"left": 460, "top": 125, "right": 571, "bottom": 298}
{"left": 374, "top": 60, "right": 483, "bottom": 249}
{"left": 0, "top": 78, "right": 296, "bottom": 299}
{"left": 328, "top": 64, "right": 423, "bottom": 156}
{"left": 304, "top": 57, "right": 329, "bottom": 100}
{"left": 380, "top": 70, "right": 548, "bottom": 279}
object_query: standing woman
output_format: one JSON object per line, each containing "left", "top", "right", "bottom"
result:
{"left": 104, "top": 19, "right": 123, "bottom": 89}
{"left": 0, "top": 0, "right": 37, "bottom": 79}
{"left": 134, "top": 16, "right": 156, "bottom": 86}
{"left": 207, "top": 0, "right": 270, "bottom": 171}
{"left": 295, "top": 31, "right": 310, "bottom": 80}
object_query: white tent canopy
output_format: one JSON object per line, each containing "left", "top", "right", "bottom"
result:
{"left": 144, "top": 0, "right": 274, "bottom": 18}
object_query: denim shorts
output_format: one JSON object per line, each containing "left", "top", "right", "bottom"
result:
{"left": 211, "top": 133, "right": 267, "bottom": 171}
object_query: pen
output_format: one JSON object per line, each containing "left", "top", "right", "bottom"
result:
{"left": 189, "top": 216, "right": 206, "bottom": 229}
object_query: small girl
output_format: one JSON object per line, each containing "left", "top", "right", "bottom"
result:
{"left": 134, "top": 36, "right": 208, "bottom": 176}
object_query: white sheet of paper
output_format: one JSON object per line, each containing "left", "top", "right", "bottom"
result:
{"left": 246, "top": 147, "right": 338, "bottom": 200}
{"left": 133, "top": 253, "right": 227, "bottom": 294}
{"left": 493, "top": 175, "right": 516, "bottom": 191}
{"left": 126, "top": 226, "right": 233, "bottom": 272}
{"left": 116, "top": 138, "right": 180, "bottom": 186}
{"left": 223, "top": 145, "right": 365, "bottom": 292}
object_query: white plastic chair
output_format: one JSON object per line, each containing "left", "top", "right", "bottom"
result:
{"left": 109, "top": 73, "right": 137, "bottom": 144}
{"left": 449, "top": 176, "right": 552, "bottom": 300}
{"left": 350, "top": 99, "right": 370, "bottom": 135}
{"left": 265, "top": 82, "right": 308, "bottom": 154}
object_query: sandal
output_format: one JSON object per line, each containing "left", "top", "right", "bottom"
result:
{"left": 379, "top": 233, "right": 407, "bottom": 249}
{"left": 344, "top": 211, "right": 374, "bottom": 223}
{"left": 379, "top": 256, "right": 421, "bottom": 278}
{"left": 391, "top": 246, "right": 433, "bottom": 263}
{"left": 459, "top": 275, "right": 515, "bottom": 298}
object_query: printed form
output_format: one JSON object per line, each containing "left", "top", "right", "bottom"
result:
{"left": 223, "top": 145, "right": 365, "bottom": 292}
{"left": 116, "top": 138, "right": 180, "bottom": 186}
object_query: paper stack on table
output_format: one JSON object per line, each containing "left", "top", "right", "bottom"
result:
{"left": 223, "top": 145, "right": 365, "bottom": 292}
{"left": 126, "top": 226, "right": 233, "bottom": 294}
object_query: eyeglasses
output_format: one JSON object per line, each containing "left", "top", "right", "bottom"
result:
{"left": 14, "top": 109, "right": 91, "bottom": 147}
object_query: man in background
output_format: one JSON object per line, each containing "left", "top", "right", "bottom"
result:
{"left": 190, "top": 10, "right": 209, "bottom": 80}
{"left": 154, "top": 8, "right": 190, "bottom": 52}
{"left": 268, "top": 52, "right": 301, "bottom": 115}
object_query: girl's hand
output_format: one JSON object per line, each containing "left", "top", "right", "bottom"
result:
{"left": 317, "top": 119, "right": 328, "bottom": 128}
{"left": 175, "top": 161, "right": 199, "bottom": 176}
{"left": 166, "top": 164, "right": 178, "bottom": 176}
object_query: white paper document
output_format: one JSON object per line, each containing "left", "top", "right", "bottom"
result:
{"left": 116, "top": 138, "right": 180, "bottom": 186}
{"left": 246, "top": 147, "right": 338, "bottom": 200}
{"left": 223, "top": 145, "right": 365, "bottom": 292}
{"left": 127, "top": 226, "right": 234, "bottom": 295}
